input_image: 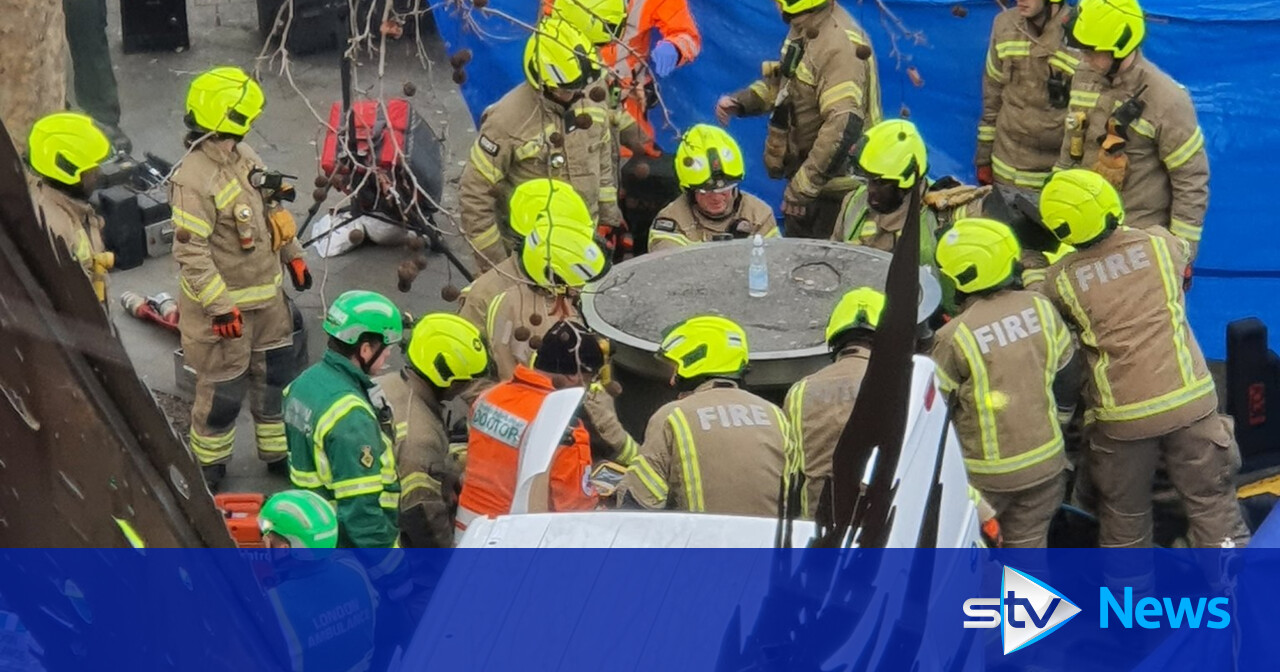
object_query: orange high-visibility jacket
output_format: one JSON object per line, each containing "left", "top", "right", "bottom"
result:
{"left": 458, "top": 365, "right": 596, "bottom": 526}
{"left": 604, "top": 0, "right": 700, "bottom": 149}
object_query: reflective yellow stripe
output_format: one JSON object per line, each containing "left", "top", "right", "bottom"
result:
{"left": 379, "top": 490, "right": 401, "bottom": 509}
{"left": 977, "top": 125, "right": 997, "bottom": 142}
{"left": 964, "top": 436, "right": 1062, "bottom": 475}
{"left": 819, "top": 81, "right": 863, "bottom": 113}
{"left": 794, "top": 62, "right": 815, "bottom": 86}
{"left": 400, "top": 471, "right": 441, "bottom": 499}
{"left": 1130, "top": 117, "right": 1156, "bottom": 139}
{"left": 113, "top": 518, "right": 147, "bottom": 549}
{"left": 469, "top": 143, "right": 503, "bottom": 184}
{"left": 670, "top": 409, "right": 704, "bottom": 512}
{"left": 1033, "top": 296, "right": 1068, "bottom": 445}
{"left": 991, "top": 155, "right": 1050, "bottom": 189}
{"left": 1164, "top": 127, "right": 1205, "bottom": 170}
{"left": 748, "top": 80, "right": 772, "bottom": 101}
{"left": 369, "top": 548, "right": 404, "bottom": 577}
{"left": 171, "top": 207, "right": 213, "bottom": 238}
{"left": 1055, "top": 272, "right": 1114, "bottom": 408}
{"left": 649, "top": 231, "right": 690, "bottom": 247}
{"left": 472, "top": 225, "right": 502, "bottom": 251}
{"left": 514, "top": 141, "right": 542, "bottom": 162}
{"left": 630, "top": 455, "right": 669, "bottom": 501}
{"left": 599, "top": 186, "right": 618, "bottom": 203}
{"left": 332, "top": 475, "right": 384, "bottom": 499}
{"left": 1170, "top": 218, "right": 1202, "bottom": 242}
{"left": 266, "top": 588, "right": 306, "bottom": 671}
{"left": 227, "top": 273, "right": 282, "bottom": 306}
{"left": 995, "top": 41, "right": 1031, "bottom": 58}
{"left": 1091, "top": 375, "right": 1216, "bottom": 424}
{"left": 933, "top": 365, "right": 960, "bottom": 394}
{"left": 1022, "top": 267, "right": 1047, "bottom": 288}
{"left": 255, "top": 421, "right": 288, "bottom": 454}
{"left": 618, "top": 436, "right": 639, "bottom": 466}
{"left": 985, "top": 51, "right": 1003, "bottom": 81}
{"left": 774, "top": 405, "right": 800, "bottom": 515}
{"left": 1035, "top": 296, "right": 1071, "bottom": 363}
{"left": 954, "top": 325, "right": 1001, "bottom": 461}
{"left": 394, "top": 421, "right": 408, "bottom": 443}
{"left": 189, "top": 427, "right": 235, "bottom": 462}
{"left": 1070, "top": 90, "right": 1100, "bottom": 108}
{"left": 486, "top": 291, "right": 507, "bottom": 341}
{"left": 785, "top": 381, "right": 806, "bottom": 511}
{"left": 1048, "top": 50, "right": 1079, "bottom": 74}
{"left": 1151, "top": 237, "right": 1197, "bottom": 387}
{"left": 181, "top": 274, "right": 228, "bottom": 307}
{"left": 214, "top": 181, "right": 243, "bottom": 209}
{"left": 290, "top": 468, "right": 324, "bottom": 489}
{"left": 313, "top": 395, "right": 376, "bottom": 484}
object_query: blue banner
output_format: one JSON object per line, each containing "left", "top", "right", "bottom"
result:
{"left": 4, "top": 547, "right": 1280, "bottom": 670}
{"left": 432, "top": 0, "right": 1280, "bottom": 359}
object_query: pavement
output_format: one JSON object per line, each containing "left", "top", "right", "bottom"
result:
{"left": 97, "top": 2, "right": 479, "bottom": 494}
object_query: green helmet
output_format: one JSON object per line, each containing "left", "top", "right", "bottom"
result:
{"left": 323, "top": 290, "right": 404, "bottom": 346}
{"left": 258, "top": 490, "right": 338, "bottom": 549}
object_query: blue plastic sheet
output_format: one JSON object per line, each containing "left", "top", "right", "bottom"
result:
{"left": 434, "top": 0, "right": 1280, "bottom": 358}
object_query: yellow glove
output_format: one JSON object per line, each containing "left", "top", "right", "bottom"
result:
{"left": 267, "top": 206, "right": 297, "bottom": 252}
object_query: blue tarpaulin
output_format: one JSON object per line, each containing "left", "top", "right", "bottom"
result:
{"left": 433, "top": 0, "right": 1280, "bottom": 358}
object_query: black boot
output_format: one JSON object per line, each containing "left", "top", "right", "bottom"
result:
{"left": 202, "top": 463, "right": 227, "bottom": 491}
{"left": 266, "top": 458, "right": 289, "bottom": 476}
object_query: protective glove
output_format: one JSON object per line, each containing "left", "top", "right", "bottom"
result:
{"left": 287, "top": 258, "right": 312, "bottom": 291}
{"left": 650, "top": 40, "right": 679, "bottom": 78}
{"left": 976, "top": 164, "right": 994, "bottom": 186}
{"left": 267, "top": 206, "right": 298, "bottom": 252}
{"left": 212, "top": 308, "right": 244, "bottom": 339}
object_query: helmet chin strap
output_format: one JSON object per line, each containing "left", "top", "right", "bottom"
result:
{"left": 358, "top": 342, "right": 387, "bottom": 375}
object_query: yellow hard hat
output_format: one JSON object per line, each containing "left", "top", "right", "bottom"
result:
{"left": 520, "top": 224, "right": 609, "bottom": 288}
{"left": 552, "top": 0, "right": 626, "bottom": 46}
{"left": 658, "top": 315, "right": 750, "bottom": 379}
{"left": 774, "top": 0, "right": 830, "bottom": 17}
{"left": 824, "top": 287, "right": 886, "bottom": 345}
{"left": 675, "top": 124, "right": 746, "bottom": 191}
{"left": 1070, "top": 0, "right": 1145, "bottom": 60}
{"left": 856, "top": 119, "right": 928, "bottom": 189}
{"left": 508, "top": 178, "right": 594, "bottom": 238}
{"left": 1039, "top": 169, "right": 1125, "bottom": 246}
{"left": 405, "top": 313, "right": 489, "bottom": 387}
{"left": 27, "top": 112, "right": 112, "bottom": 186}
{"left": 185, "top": 66, "right": 265, "bottom": 136}
{"left": 523, "top": 18, "right": 602, "bottom": 91}
{"left": 935, "top": 218, "right": 1023, "bottom": 294}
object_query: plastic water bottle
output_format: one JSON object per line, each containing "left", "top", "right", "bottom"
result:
{"left": 748, "top": 234, "right": 769, "bottom": 297}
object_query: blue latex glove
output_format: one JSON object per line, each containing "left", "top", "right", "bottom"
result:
{"left": 650, "top": 40, "right": 679, "bottom": 78}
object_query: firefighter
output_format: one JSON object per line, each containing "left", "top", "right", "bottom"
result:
{"left": 1058, "top": 0, "right": 1208, "bottom": 262}
{"left": 648, "top": 124, "right": 778, "bottom": 252}
{"left": 170, "top": 66, "right": 311, "bottom": 488}
{"left": 284, "top": 290, "right": 404, "bottom": 549}
{"left": 931, "top": 218, "right": 1075, "bottom": 549}
{"left": 375, "top": 313, "right": 489, "bottom": 548}
{"left": 458, "top": 18, "right": 622, "bottom": 272}
{"left": 1038, "top": 169, "right": 1249, "bottom": 548}
{"left": 784, "top": 287, "right": 882, "bottom": 518}
{"left": 457, "top": 320, "right": 602, "bottom": 531}
{"left": 26, "top": 111, "right": 113, "bottom": 302}
{"left": 599, "top": 0, "right": 701, "bottom": 152}
{"left": 457, "top": 178, "right": 593, "bottom": 330}
{"left": 716, "top": 0, "right": 881, "bottom": 239}
{"left": 976, "top": 0, "right": 1077, "bottom": 190}
{"left": 617, "top": 316, "right": 798, "bottom": 516}
{"left": 484, "top": 220, "right": 638, "bottom": 465}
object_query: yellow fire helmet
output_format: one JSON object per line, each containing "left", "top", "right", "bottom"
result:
{"left": 775, "top": 0, "right": 831, "bottom": 17}
{"left": 675, "top": 124, "right": 746, "bottom": 191}
{"left": 185, "top": 66, "right": 265, "bottom": 136}
{"left": 27, "top": 112, "right": 112, "bottom": 186}
{"left": 508, "top": 178, "right": 594, "bottom": 238}
{"left": 824, "top": 287, "right": 886, "bottom": 345}
{"left": 1070, "top": 0, "right": 1145, "bottom": 60}
{"left": 520, "top": 223, "right": 609, "bottom": 289}
{"left": 658, "top": 315, "right": 750, "bottom": 379}
{"left": 552, "top": 0, "right": 627, "bottom": 46}
{"left": 935, "top": 218, "right": 1023, "bottom": 294}
{"left": 405, "top": 313, "right": 489, "bottom": 387}
{"left": 1039, "top": 169, "right": 1125, "bottom": 247}
{"left": 856, "top": 119, "right": 929, "bottom": 189}
{"left": 523, "top": 18, "right": 602, "bottom": 91}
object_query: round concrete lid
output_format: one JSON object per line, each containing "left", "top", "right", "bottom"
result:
{"left": 581, "top": 239, "right": 941, "bottom": 360}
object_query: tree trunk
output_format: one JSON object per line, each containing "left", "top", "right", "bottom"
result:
{"left": 0, "top": 0, "right": 67, "bottom": 154}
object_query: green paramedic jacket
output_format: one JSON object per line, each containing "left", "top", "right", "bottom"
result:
{"left": 284, "top": 350, "right": 401, "bottom": 548}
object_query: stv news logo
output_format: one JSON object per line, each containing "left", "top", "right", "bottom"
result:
{"left": 962, "top": 566, "right": 1081, "bottom": 655}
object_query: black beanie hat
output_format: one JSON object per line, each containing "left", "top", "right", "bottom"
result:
{"left": 535, "top": 321, "right": 604, "bottom": 375}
